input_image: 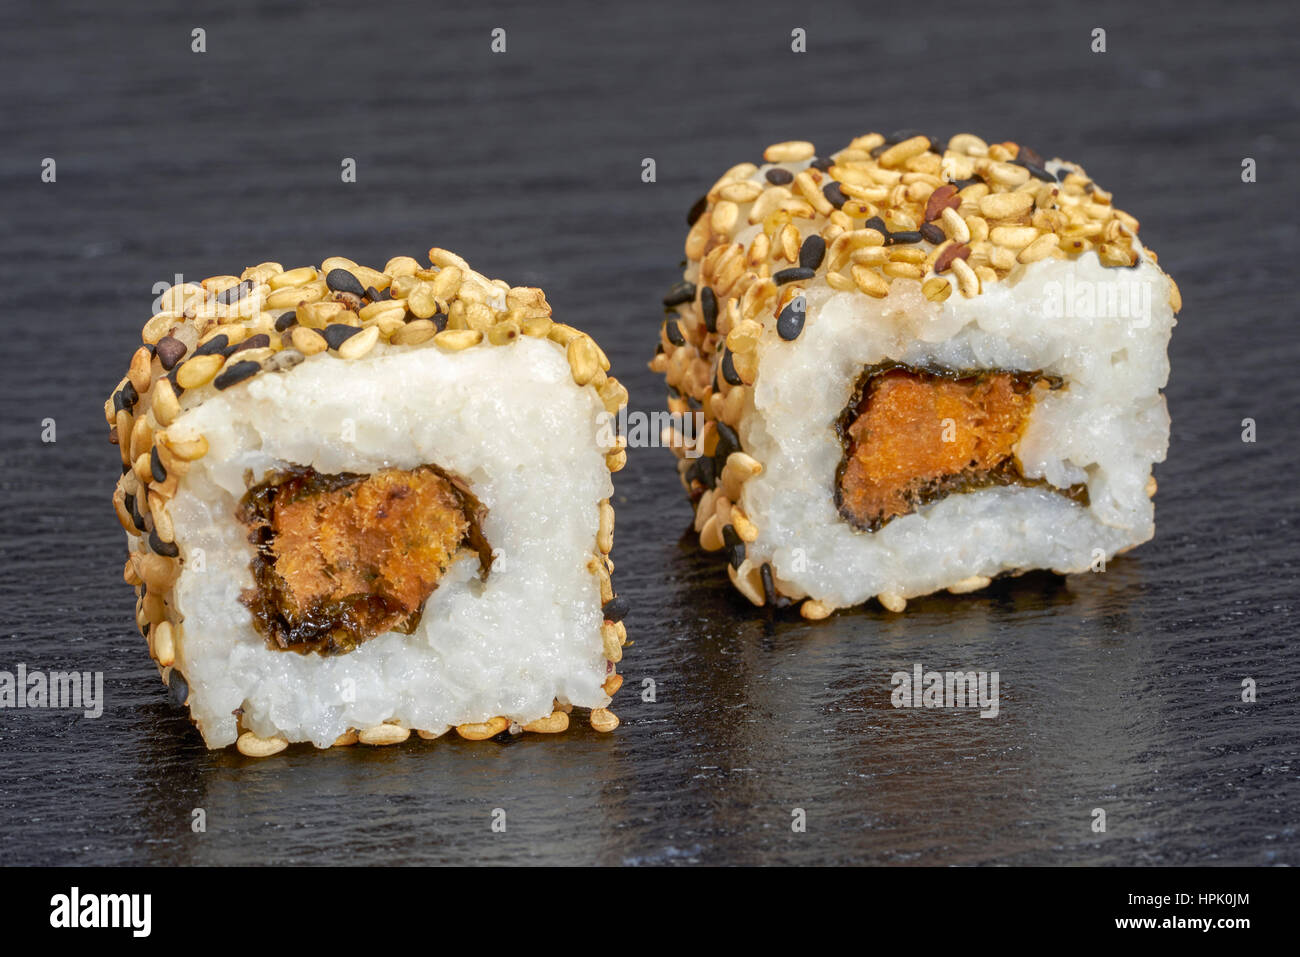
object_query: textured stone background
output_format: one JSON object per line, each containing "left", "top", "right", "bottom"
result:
{"left": 0, "top": 0, "right": 1296, "bottom": 864}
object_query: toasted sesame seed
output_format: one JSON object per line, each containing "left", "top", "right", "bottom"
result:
{"left": 774, "top": 266, "right": 816, "bottom": 285}
{"left": 764, "top": 140, "right": 815, "bottom": 163}
{"left": 456, "top": 717, "right": 510, "bottom": 741}
{"left": 212, "top": 359, "right": 260, "bottom": 390}
{"left": 798, "top": 235, "right": 826, "bottom": 271}
{"left": 765, "top": 167, "right": 794, "bottom": 185}
{"left": 922, "top": 276, "right": 953, "bottom": 302}
{"left": 850, "top": 264, "right": 891, "bottom": 298}
{"left": 358, "top": 724, "right": 410, "bottom": 746}
{"left": 523, "top": 711, "right": 570, "bottom": 734}
{"left": 236, "top": 731, "right": 288, "bottom": 757}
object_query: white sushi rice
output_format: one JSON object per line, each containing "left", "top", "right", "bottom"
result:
{"left": 164, "top": 336, "right": 613, "bottom": 748}
{"left": 739, "top": 248, "right": 1176, "bottom": 608}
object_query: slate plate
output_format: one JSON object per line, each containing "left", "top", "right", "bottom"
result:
{"left": 0, "top": 0, "right": 1296, "bottom": 865}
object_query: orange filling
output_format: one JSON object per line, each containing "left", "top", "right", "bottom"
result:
{"left": 837, "top": 368, "right": 1042, "bottom": 530}
{"left": 240, "top": 465, "right": 490, "bottom": 655}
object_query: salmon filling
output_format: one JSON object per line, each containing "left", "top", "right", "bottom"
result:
{"left": 836, "top": 364, "right": 1078, "bottom": 531}
{"left": 239, "top": 465, "right": 491, "bottom": 655}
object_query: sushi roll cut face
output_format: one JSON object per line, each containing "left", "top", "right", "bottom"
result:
{"left": 107, "top": 249, "right": 629, "bottom": 753}
{"left": 654, "top": 133, "right": 1180, "bottom": 615}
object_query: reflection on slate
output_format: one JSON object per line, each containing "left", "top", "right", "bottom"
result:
{"left": 0, "top": 0, "right": 1296, "bottom": 865}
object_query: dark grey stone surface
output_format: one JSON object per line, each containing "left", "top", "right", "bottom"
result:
{"left": 0, "top": 0, "right": 1296, "bottom": 865}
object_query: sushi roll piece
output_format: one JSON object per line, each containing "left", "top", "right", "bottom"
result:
{"left": 654, "top": 132, "right": 1180, "bottom": 616}
{"left": 107, "top": 248, "right": 629, "bottom": 754}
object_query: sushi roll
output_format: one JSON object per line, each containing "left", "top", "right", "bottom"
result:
{"left": 654, "top": 132, "right": 1180, "bottom": 616}
{"left": 107, "top": 248, "right": 629, "bottom": 754}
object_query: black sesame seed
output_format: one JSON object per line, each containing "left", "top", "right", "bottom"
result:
{"left": 213, "top": 360, "right": 261, "bottom": 390}
{"left": 821, "top": 181, "right": 848, "bottom": 209}
{"left": 720, "top": 349, "right": 742, "bottom": 386}
{"left": 155, "top": 335, "right": 187, "bottom": 370}
{"left": 194, "top": 334, "right": 229, "bottom": 357}
{"left": 687, "top": 194, "right": 708, "bottom": 227}
{"left": 774, "top": 266, "right": 816, "bottom": 285}
{"left": 760, "top": 563, "right": 777, "bottom": 605}
{"left": 322, "top": 324, "right": 362, "bottom": 350}
{"left": 864, "top": 215, "right": 889, "bottom": 236}
{"left": 798, "top": 235, "right": 826, "bottom": 271}
{"left": 723, "top": 525, "right": 746, "bottom": 568}
{"left": 1017, "top": 145, "right": 1045, "bottom": 167}
{"left": 887, "top": 230, "right": 922, "bottom": 245}
{"left": 274, "top": 311, "right": 298, "bottom": 332}
{"left": 325, "top": 268, "right": 366, "bottom": 298}
{"left": 112, "top": 390, "right": 125, "bottom": 415}
{"left": 951, "top": 177, "right": 981, "bottom": 190}
{"left": 1024, "top": 163, "right": 1055, "bottom": 182}
{"left": 714, "top": 420, "right": 741, "bottom": 465}
{"left": 777, "top": 296, "right": 806, "bottom": 341}
{"left": 216, "top": 279, "right": 254, "bottom": 305}
{"left": 602, "top": 596, "right": 629, "bottom": 622}
{"left": 700, "top": 286, "right": 718, "bottom": 333}
{"left": 231, "top": 333, "right": 271, "bottom": 354}
{"left": 167, "top": 669, "right": 188, "bottom": 707}
{"left": 686, "top": 395, "right": 701, "bottom": 411}
{"left": 366, "top": 286, "right": 393, "bottom": 302}
{"left": 809, "top": 156, "right": 835, "bottom": 172}
{"left": 122, "top": 381, "right": 139, "bottom": 410}
{"left": 124, "top": 492, "right": 147, "bottom": 532}
{"left": 149, "top": 446, "right": 166, "bottom": 483}
{"left": 869, "top": 141, "right": 891, "bottom": 158}
{"left": 431, "top": 313, "right": 448, "bottom": 332}
{"left": 663, "top": 280, "right": 696, "bottom": 308}
{"left": 686, "top": 454, "right": 716, "bottom": 488}
{"left": 664, "top": 319, "right": 686, "bottom": 346}
{"left": 149, "top": 529, "right": 180, "bottom": 557}
{"left": 920, "top": 222, "right": 946, "bottom": 245}
{"left": 887, "top": 128, "right": 925, "bottom": 144}
{"left": 765, "top": 167, "right": 793, "bottom": 185}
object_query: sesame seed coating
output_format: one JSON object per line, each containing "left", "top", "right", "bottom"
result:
{"left": 109, "top": 248, "right": 629, "bottom": 746}
{"left": 653, "top": 130, "right": 1176, "bottom": 608}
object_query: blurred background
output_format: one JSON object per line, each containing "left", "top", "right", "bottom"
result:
{"left": 0, "top": 0, "right": 1296, "bottom": 864}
